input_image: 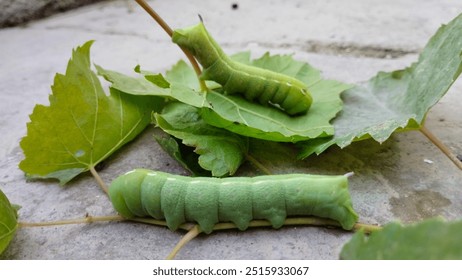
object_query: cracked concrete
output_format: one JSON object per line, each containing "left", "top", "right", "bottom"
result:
{"left": 0, "top": 0, "right": 461, "bottom": 259}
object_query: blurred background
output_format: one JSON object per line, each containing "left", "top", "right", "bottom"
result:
{"left": 0, "top": 0, "right": 106, "bottom": 27}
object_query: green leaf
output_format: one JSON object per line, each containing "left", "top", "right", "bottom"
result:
{"left": 299, "top": 13, "right": 462, "bottom": 158}
{"left": 165, "top": 60, "right": 200, "bottom": 90}
{"left": 200, "top": 53, "right": 351, "bottom": 142}
{"left": 98, "top": 64, "right": 210, "bottom": 108}
{"left": 96, "top": 65, "right": 171, "bottom": 94}
{"left": 252, "top": 53, "right": 323, "bottom": 86}
{"left": 134, "top": 65, "right": 171, "bottom": 88}
{"left": 340, "top": 219, "right": 462, "bottom": 260}
{"left": 153, "top": 131, "right": 211, "bottom": 176}
{"left": 0, "top": 189, "right": 18, "bottom": 255}
{"left": 229, "top": 51, "right": 252, "bottom": 64}
{"left": 113, "top": 53, "right": 349, "bottom": 143}
{"left": 19, "top": 41, "right": 163, "bottom": 184}
{"left": 153, "top": 102, "right": 248, "bottom": 177}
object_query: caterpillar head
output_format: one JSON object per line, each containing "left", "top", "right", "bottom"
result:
{"left": 172, "top": 23, "right": 207, "bottom": 57}
{"left": 172, "top": 22, "right": 225, "bottom": 67}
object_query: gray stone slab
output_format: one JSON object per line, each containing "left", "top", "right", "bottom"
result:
{"left": 0, "top": 0, "right": 461, "bottom": 259}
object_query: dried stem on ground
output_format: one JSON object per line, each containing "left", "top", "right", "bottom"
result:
{"left": 420, "top": 125, "right": 462, "bottom": 171}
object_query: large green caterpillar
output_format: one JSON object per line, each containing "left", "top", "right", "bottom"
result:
{"left": 109, "top": 169, "right": 358, "bottom": 234}
{"left": 172, "top": 22, "right": 313, "bottom": 115}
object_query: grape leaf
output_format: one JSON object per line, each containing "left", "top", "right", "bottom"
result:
{"left": 153, "top": 102, "right": 248, "bottom": 177}
{"left": 96, "top": 65, "right": 171, "bottom": 93}
{"left": 299, "top": 13, "right": 462, "bottom": 158}
{"left": 101, "top": 53, "right": 349, "bottom": 143}
{"left": 165, "top": 60, "right": 200, "bottom": 90}
{"left": 19, "top": 41, "right": 163, "bottom": 184}
{"left": 201, "top": 78, "right": 350, "bottom": 142}
{"left": 340, "top": 219, "right": 462, "bottom": 260}
{"left": 153, "top": 131, "right": 211, "bottom": 176}
{"left": 0, "top": 189, "right": 18, "bottom": 255}
{"left": 97, "top": 64, "right": 210, "bottom": 108}
{"left": 200, "top": 53, "right": 351, "bottom": 142}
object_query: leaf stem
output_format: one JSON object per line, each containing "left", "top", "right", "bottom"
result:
{"left": 161, "top": 219, "right": 382, "bottom": 259}
{"left": 245, "top": 154, "right": 272, "bottom": 175}
{"left": 17, "top": 213, "right": 381, "bottom": 259}
{"left": 166, "top": 225, "right": 202, "bottom": 260}
{"left": 420, "top": 125, "right": 462, "bottom": 170}
{"left": 353, "top": 222, "right": 382, "bottom": 234}
{"left": 134, "top": 0, "right": 208, "bottom": 92}
{"left": 18, "top": 215, "right": 124, "bottom": 228}
{"left": 89, "top": 166, "right": 109, "bottom": 195}
{"left": 134, "top": 0, "right": 173, "bottom": 37}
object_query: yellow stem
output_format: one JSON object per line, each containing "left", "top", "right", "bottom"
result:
{"left": 353, "top": 222, "right": 382, "bottom": 234}
{"left": 89, "top": 166, "right": 109, "bottom": 195}
{"left": 134, "top": 0, "right": 173, "bottom": 36}
{"left": 166, "top": 225, "right": 202, "bottom": 260}
{"left": 18, "top": 215, "right": 124, "bottom": 228}
{"left": 134, "top": 0, "right": 207, "bottom": 92}
{"left": 420, "top": 125, "right": 462, "bottom": 171}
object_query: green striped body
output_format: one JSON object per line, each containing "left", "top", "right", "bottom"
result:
{"left": 172, "top": 23, "right": 313, "bottom": 115}
{"left": 109, "top": 169, "right": 358, "bottom": 234}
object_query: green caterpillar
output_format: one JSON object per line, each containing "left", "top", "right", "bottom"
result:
{"left": 109, "top": 169, "right": 358, "bottom": 234}
{"left": 172, "top": 22, "right": 313, "bottom": 115}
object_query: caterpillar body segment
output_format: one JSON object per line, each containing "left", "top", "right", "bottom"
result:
{"left": 109, "top": 169, "right": 359, "bottom": 234}
{"left": 172, "top": 23, "right": 313, "bottom": 115}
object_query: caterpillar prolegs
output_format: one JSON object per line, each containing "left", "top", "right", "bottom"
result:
{"left": 172, "top": 23, "right": 313, "bottom": 115}
{"left": 109, "top": 169, "right": 358, "bottom": 233}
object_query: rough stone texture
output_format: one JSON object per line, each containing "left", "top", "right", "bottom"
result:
{"left": 0, "top": 0, "right": 106, "bottom": 27}
{"left": 0, "top": 0, "right": 461, "bottom": 259}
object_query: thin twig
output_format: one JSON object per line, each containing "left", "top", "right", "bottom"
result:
{"left": 166, "top": 225, "right": 202, "bottom": 260}
{"left": 128, "top": 217, "right": 169, "bottom": 228}
{"left": 132, "top": 216, "right": 381, "bottom": 234}
{"left": 245, "top": 154, "right": 272, "bottom": 175}
{"left": 18, "top": 215, "right": 124, "bottom": 228}
{"left": 420, "top": 125, "right": 462, "bottom": 170}
{"left": 134, "top": 0, "right": 207, "bottom": 91}
{"left": 134, "top": 0, "right": 173, "bottom": 36}
{"left": 162, "top": 218, "right": 382, "bottom": 259}
{"left": 89, "top": 166, "right": 109, "bottom": 195}
{"left": 19, "top": 214, "right": 381, "bottom": 233}
{"left": 210, "top": 218, "right": 381, "bottom": 233}
{"left": 353, "top": 222, "right": 382, "bottom": 234}
{"left": 17, "top": 213, "right": 381, "bottom": 259}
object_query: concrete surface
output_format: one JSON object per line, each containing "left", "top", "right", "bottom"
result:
{"left": 0, "top": 0, "right": 107, "bottom": 27}
{"left": 0, "top": 0, "right": 461, "bottom": 259}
